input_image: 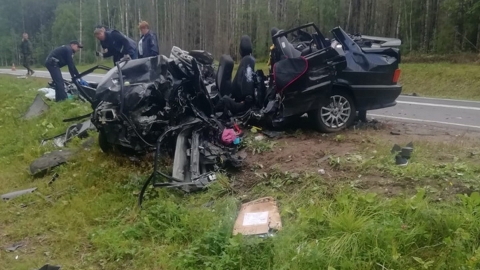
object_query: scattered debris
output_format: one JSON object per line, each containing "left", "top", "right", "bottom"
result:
{"left": 391, "top": 144, "right": 402, "bottom": 154}
{"left": 390, "top": 130, "right": 401, "bottom": 135}
{"left": 4, "top": 242, "right": 24, "bottom": 252}
{"left": 41, "top": 120, "right": 95, "bottom": 148}
{"left": 254, "top": 135, "right": 265, "bottom": 141}
{"left": 221, "top": 129, "right": 237, "bottom": 145}
{"left": 23, "top": 94, "right": 49, "bottom": 120}
{"left": 48, "top": 173, "right": 59, "bottom": 186}
{"left": 250, "top": 126, "right": 262, "bottom": 133}
{"left": 317, "top": 155, "right": 331, "bottom": 165}
{"left": 395, "top": 155, "right": 409, "bottom": 166}
{"left": 233, "top": 197, "right": 282, "bottom": 237}
{"left": 38, "top": 264, "right": 61, "bottom": 270}
{"left": 1, "top": 188, "right": 37, "bottom": 201}
{"left": 29, "top": 150, "right": 74, "bottom": 176}
{"left": 38, "top": 87, "right": 56, "bottom": 100}
{"left": 352, "top": 118, "right": 381, "bottom": 130}
{"left": 262, "top": 130, "right": 284, "bottom": 139}
{"left": 392, "top": 142, "right": 414, "bottom": 166}
{"left": 401, "top": 147, "right": 413, "bottom": 159}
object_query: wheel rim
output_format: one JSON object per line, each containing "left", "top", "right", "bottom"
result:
{"left": 320, "top": 95, "right": 351, "bottom": 129}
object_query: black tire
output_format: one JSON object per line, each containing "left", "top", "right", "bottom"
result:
{"left": 98, "top": 130, "right": 113, "bottom": 153}
{"left": 308, "top": 90, "right": 356, "bottom": 133}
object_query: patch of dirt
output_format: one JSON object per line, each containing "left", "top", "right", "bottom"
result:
{"left": 351, "top": 175, "right": 475, "bottom": 200}
{"left": 234, "top": 119, "right": 480, "bottom": 198}
{"left": 236, "top": 131, "right": 359, "bottom": 189}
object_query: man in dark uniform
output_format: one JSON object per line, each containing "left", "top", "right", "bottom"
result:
{"left": 94, "top": 26, "right": 137, "bottom": 64}
{"left": 44, "top": 41, "right": 86, "bottom": 102}
{"left": 20, "top": 33, "right": 34, "bottom": 76}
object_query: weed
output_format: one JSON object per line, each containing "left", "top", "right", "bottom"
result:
{"left": 243, "top": 135, "right": 276, "bottom": 155}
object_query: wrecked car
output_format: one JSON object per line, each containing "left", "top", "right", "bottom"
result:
{"left": 90, "top": 47, "right": 217, "bottom": 154}
{"left": 267, "top": 23, "right": 403, "bottom": 132}
{"left": 80, "top": 47, "right": 243, "bottom": 203}
{"left": 210, "top": 23, "right": 402, "bottom": 133}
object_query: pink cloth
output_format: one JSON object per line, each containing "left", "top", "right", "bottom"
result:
{"left": 221, "top": 129, "right": 237, "bottom": 145}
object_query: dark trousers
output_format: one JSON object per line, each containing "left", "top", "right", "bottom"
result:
{"left": 45, "top": 61, "right": 67, "bottom": 102}
{"left": 215, "top": 96, "right": 249, "bottom": 115}
{"left": 22, "top": 54, "right": 33, "bottom": 73}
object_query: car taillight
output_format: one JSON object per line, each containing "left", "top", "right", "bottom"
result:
{"left": 393, "top": 69, "right": 401, "bottom": 83}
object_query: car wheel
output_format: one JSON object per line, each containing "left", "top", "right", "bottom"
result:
{"left": 309, "top": 91, "right": 356, "bottom": 133}
{"left": 98, "top": 130, "right": 113, "bottom": 153}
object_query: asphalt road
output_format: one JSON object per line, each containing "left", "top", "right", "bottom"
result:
{"left": 1, "top": 68, "right": 479, "bottom": 132}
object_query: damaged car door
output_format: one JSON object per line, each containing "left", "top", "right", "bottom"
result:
{"left": 271, "top": 23, "right": 347, "bottom": 121}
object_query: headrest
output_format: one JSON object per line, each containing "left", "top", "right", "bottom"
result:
{"left": 271, "top": 27, "right": 279, "bottom": 37}
{"left": 239, "top": 35, "right": 253, "bottom": 58}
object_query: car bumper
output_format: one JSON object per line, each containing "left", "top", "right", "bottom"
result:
{"left": 351, "top": 84, "right": 402, "bottom": 111}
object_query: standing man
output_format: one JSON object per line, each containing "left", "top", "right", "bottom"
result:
{"left": 94, "top": 25, "right": 137, "bottom": 64}
{"left": 20, "top": 33, "right": 34, "bottom": 76}
{"left": 137, "top": 21, "right": 159, "bottom": 58}
{"left": 44, "top": 41, "right": 87, "bottom": 102}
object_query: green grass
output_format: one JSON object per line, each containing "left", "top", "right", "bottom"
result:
{"left": 400, "top": 63, "right": 480, "bottom": 100}
{"left": 1, "top": 69, "right": 480, "bottom": 269}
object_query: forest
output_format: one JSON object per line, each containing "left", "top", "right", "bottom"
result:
{"left": 1, "top": 0, "right": 480, "bottom": 66}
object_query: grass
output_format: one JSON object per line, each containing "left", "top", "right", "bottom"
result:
{"left": 400, "top": 63, "right": 480, "bottom": 100}
{"left": 1, "top": 67, "right": 480, "bottom": 269}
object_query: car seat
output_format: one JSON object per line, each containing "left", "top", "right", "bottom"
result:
{"left": 216, "top": 54, "right": 234, "bottom": 97}
{"left": 231, "top": 35, "right": 256, "bottom": 102}
{"left": 214, "top": 35, "right": 256, "bottom": 115}
{"left": 274, "top": 31, "right": 302, "bottom": 59}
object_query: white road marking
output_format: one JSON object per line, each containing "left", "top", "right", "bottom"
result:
{"left": 369, "top": 114, "right": 480, "bottom": 130}
{"left": 400, "top": 95, "right": 480, "bottom": 104}
{"left": 396, "top": 101, "right": 480, "bottom": 111}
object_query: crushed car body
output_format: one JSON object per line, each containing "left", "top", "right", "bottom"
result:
{"left": 76, "top": 47, "right": 243, "bottom": 205}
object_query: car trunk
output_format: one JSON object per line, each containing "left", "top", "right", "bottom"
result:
{"left": 331, "top": 27, "right": 401, "bottom": 86}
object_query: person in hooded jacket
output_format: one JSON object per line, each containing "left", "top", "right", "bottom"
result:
{"left": 94, "top": 25, "right": 137, "bottom": 64}
{"left": 137, "top": 21, "right": 159, "bottom": 58}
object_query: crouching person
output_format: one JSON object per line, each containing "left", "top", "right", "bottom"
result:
{"left": 94, "top": 25, "right": 138, "bottom": 64}
{"left": 45, "top": 41, "right": 85, "bottom": 102}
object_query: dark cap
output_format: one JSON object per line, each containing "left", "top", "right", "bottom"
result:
{"left": 70, "top": 40, "right": 83, "bottom": 48}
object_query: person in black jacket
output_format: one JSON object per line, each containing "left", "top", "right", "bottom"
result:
{"left": 94, "top": 26, "right": 137, "bottom": 64}
{"left": 20, "top": 33, "right": 34, "bottom": 76}
{"left": 44, "top": 41, "right": 86, "bottom": 102}
{"left": 137, "top": 21, "right": 159, "bottom": 58}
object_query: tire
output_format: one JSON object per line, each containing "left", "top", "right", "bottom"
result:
{"left": 98, "top": 130, "right": 113, "bottom": 153}
{"left": 309, "top": 90, "right": 356, "bottom": 133}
